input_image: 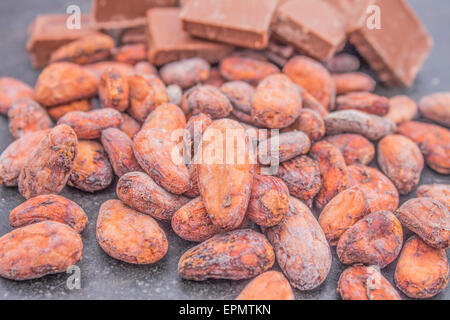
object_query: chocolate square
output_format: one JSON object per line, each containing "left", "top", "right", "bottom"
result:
{"left": 147, "top": 7, "right": 234, "bottom": 66}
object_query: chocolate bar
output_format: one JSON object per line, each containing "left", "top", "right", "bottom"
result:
{"left": 92, "top": 0, "right": 177, "bottom": 29}
{"left": 272, "top": 0, "right": 347, "bottom": 61}
{"left": 147, "top": 7, "right": 234, "bottom": 66}
{"left": 348, "top": 0, "right": 433, "bottom": 87}
{"left": 180, "top": 0, "right": 278, "bottom": 49}
{"left": 27, "top": 14, "right": 95, "bottom": 68}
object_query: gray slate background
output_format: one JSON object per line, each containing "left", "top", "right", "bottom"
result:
{"left": 0, "top": 0, "right": 448, "bottom": 300}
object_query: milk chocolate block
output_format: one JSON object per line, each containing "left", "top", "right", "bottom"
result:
{"left": 349, "top": 0, "right": 433, "bottom": 87}
{"left": 92, "top": 0, "right": 177, "bottom": 29}
{"left": 147, "top": 7, "right": 234, "bottom": 66}
{"left": 180, "top": 0, "right": 278, "bottom": 49}
{"left": 27, "top": 15, "right": 94, "bottom": 68}
{"left": 272, "top": 0, "right": 347, "bottom": 61}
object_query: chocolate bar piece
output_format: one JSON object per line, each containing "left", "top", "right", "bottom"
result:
{"left": 324, "top": 0, "right": 374, "bottom": 30}
{"left": 272, "top": 0, "right": 347, "bottom": 61}
{"left": 147, "top": 7, "right": 234, "bottom": 66}
{"left": 120, "top": 26, "right": 147, "bottom": 44}
{"left": 348, "top": 0, "right": 433, "bottom": 87}
{"left": 93, "top": 0, "right": 177, "bottom": 29}
{"left": 27, "top": 14, "right": 94, "bottom": 69}
{"left": 180, "top": 0, "right": 278, "bottom": 49}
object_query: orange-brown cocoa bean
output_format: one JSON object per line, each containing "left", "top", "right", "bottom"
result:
{"left": 0, "top": 221, "right": 82, "bottom": 280}
{"left": 68, "top": 140, "right": 113, "bottom": 193}
{"left": 117, "top": 171, "right": 189, "bottom": 221}
{"left": 178, "top": 229, "right": 274, "bottom": 281}
{"left": 395, "top": 197, "right": 450, "bottom": 249}
{"left": 235, "top": 271, "right": 295, "bottom": 300}
{"left": 9, "top": 194, "right": 87, "bottom": 233}
{"left": 18, "top": 125, "right": 78, "bottom": 199}
{"left": 265, "top": 197, "right": 332, "bottom": 290}
{"left": 377, "top": 135, "right": 424, "bottom": 195}
{"left": 171, "top": 197, "right": 221, "bottom": 242}
{"left": 337, "top": 211, "right": 403, "bottom": 268}
{"left": 338, "top": 265, "right": 401, "bottom": 300}
{"left": 96, "top": 199, "right": 168, "bottom": 264}
{"left": 395, "top": 236, "right": 448, "bottom": 299}
{"left": 247, "top": 174, "right": 289, "bottom": 227}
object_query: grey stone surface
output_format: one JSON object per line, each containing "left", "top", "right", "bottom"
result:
{"left": 0, "top": 0, "right": 448, "bottom": 300}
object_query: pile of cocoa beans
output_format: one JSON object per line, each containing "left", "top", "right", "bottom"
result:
{"left": 0, "top": 34, "right": 448, "bottom": 300}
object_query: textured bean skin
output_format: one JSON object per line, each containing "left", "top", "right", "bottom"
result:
{"left": 377, "top": 135, "right": 424, "bottom": 195}
{"left": 0, "top": 221, "right": 83, "bottom": 280}
{"left": 397, "top": 121, "right": 450, "bottom": 174}
{"left": 119, "top": 113, "right": 141, "bottom": 139}
{"left": 283, "top": 56, "right": 335, "bottom": 110}
{"left": 395, "top": 236, "right": 449, "bottom": 299}
{"left": 0, "top": 130, "right": 49, "bottom": 187}
{"left": 324, "top": 53, "right": 360, "bottom": 74}
{"left": 319, "top": 187, "right": 368, "bottom": 245}
{"left": 265, "top": 197, "right": 332, "bottom": 291}
{"left": 247, "top": 174, "right": 289, "bottom": 227}
{"left": 324, "top": 134, "right": 375, "bottom": 166}
{"left": 160, "top": 58, "right": 210, "bottom": 89}
{"left": 96, "top": 200, "right": 168, "bottom": 264}
{"left": 18, "top": 125, "right": 78, "bottom": 199}
{"left": 98, "top": 68, "right": 129, "bottom": 111}
{"left": 198, "top": 119, "right": 254, "bottom": 230}
{"left": 419, "top": 92, "right": 450, "bottom": 127}
{"left": 275, "top": 156, "right": 321, "bottom": 208}
{"left": 133, "top": 128, "right": 190, "bottom": 195}
{"left": 117, "top": 172, "right": 189, "bottom": 221}
{"left": 417, "top": 184, "right": 450, "bottom": 211}
{"left": 171, "top": 197, "right": 221, "bottom": 242}
{"left": 282, "top": 109, "right": 325, "bottom": 142}
{"left": 184, "top": 113, "right": 212, "bottom": 158}
{"left": 336, "top": 92, "right": 390, "bottom": 116}
{"left": 34, "top": 62, "right": 97, "bottom": 107}
{"left": 333, "top": 72, "right": 376, "bottom": 94}
{"left": 220, "top": 81, "right": 254, "bottom": 115}
{"left": 128, "top": 75, "right": 169, "bottom": 122}
{"left": 0, "top": 77, "right": 33, "bottom": 114}
{"left": 141, "top": 103, "right": 186, "bottom": 137}
{"left": 258, "top": 131, "right": 310, "bottom": 165}
{"left": 219, "top": 56, "right": 279, "bottom": 85}
{"left": 395, "top": 198, "right": 450, "bottom": 249}
{"left": 83, "top": 61, "right": 135, "bottom": 82}
{"left": 50, "top": 33, "right": 114, "bottom": 65}
{"left": 68, "top": 140, "right": 113, "bottom": 193}
{"left": 348, "top": 164, "right": 399, "bottom": 213}
{"left": 385, "top": 95, "right": 417, "bottom": 124}
{"left": 252, "top": 74, "right": 302, "bottom": 129}
{"left": 101, "top": 128, "right": 142, "bottom": 177}
{"left": 9, "top": 194, "right": 87, "bottom": 233}
{"left": 178, "top": 229, "right": 274, "bottom": 281}
{"left": 47, "top": 100, "right": 93, "bottom": 121}
{"left": 325, "top": 110, "right": 396, "bottom": 141}
{"left": 310, "top": 141, "right": 350, "bottom": 209}
{"left": 203, "top": 68, "right": 226, "bottom": 88}
{"left": 337, "top": 211, "right": 403, "bottom": 268}
{"left": 338, "top": 265, "right": 401, "bottom": 300}
{"left": 8, "top": 98, "right": 52, "bottom": 139}
{"left": 184, "top": 85, "right": 232, "bottom": 119}
{"left": 301, "top": 90, "right": 328, "bottom": 117}
{"left": 113, "top": 43, "right": 147, "bottom": 65}
{"left": 235, "top": 271, "right": 295, "bottom": 300}
{"left": 58, "top": 108, "right": 122, "bottom": 139}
